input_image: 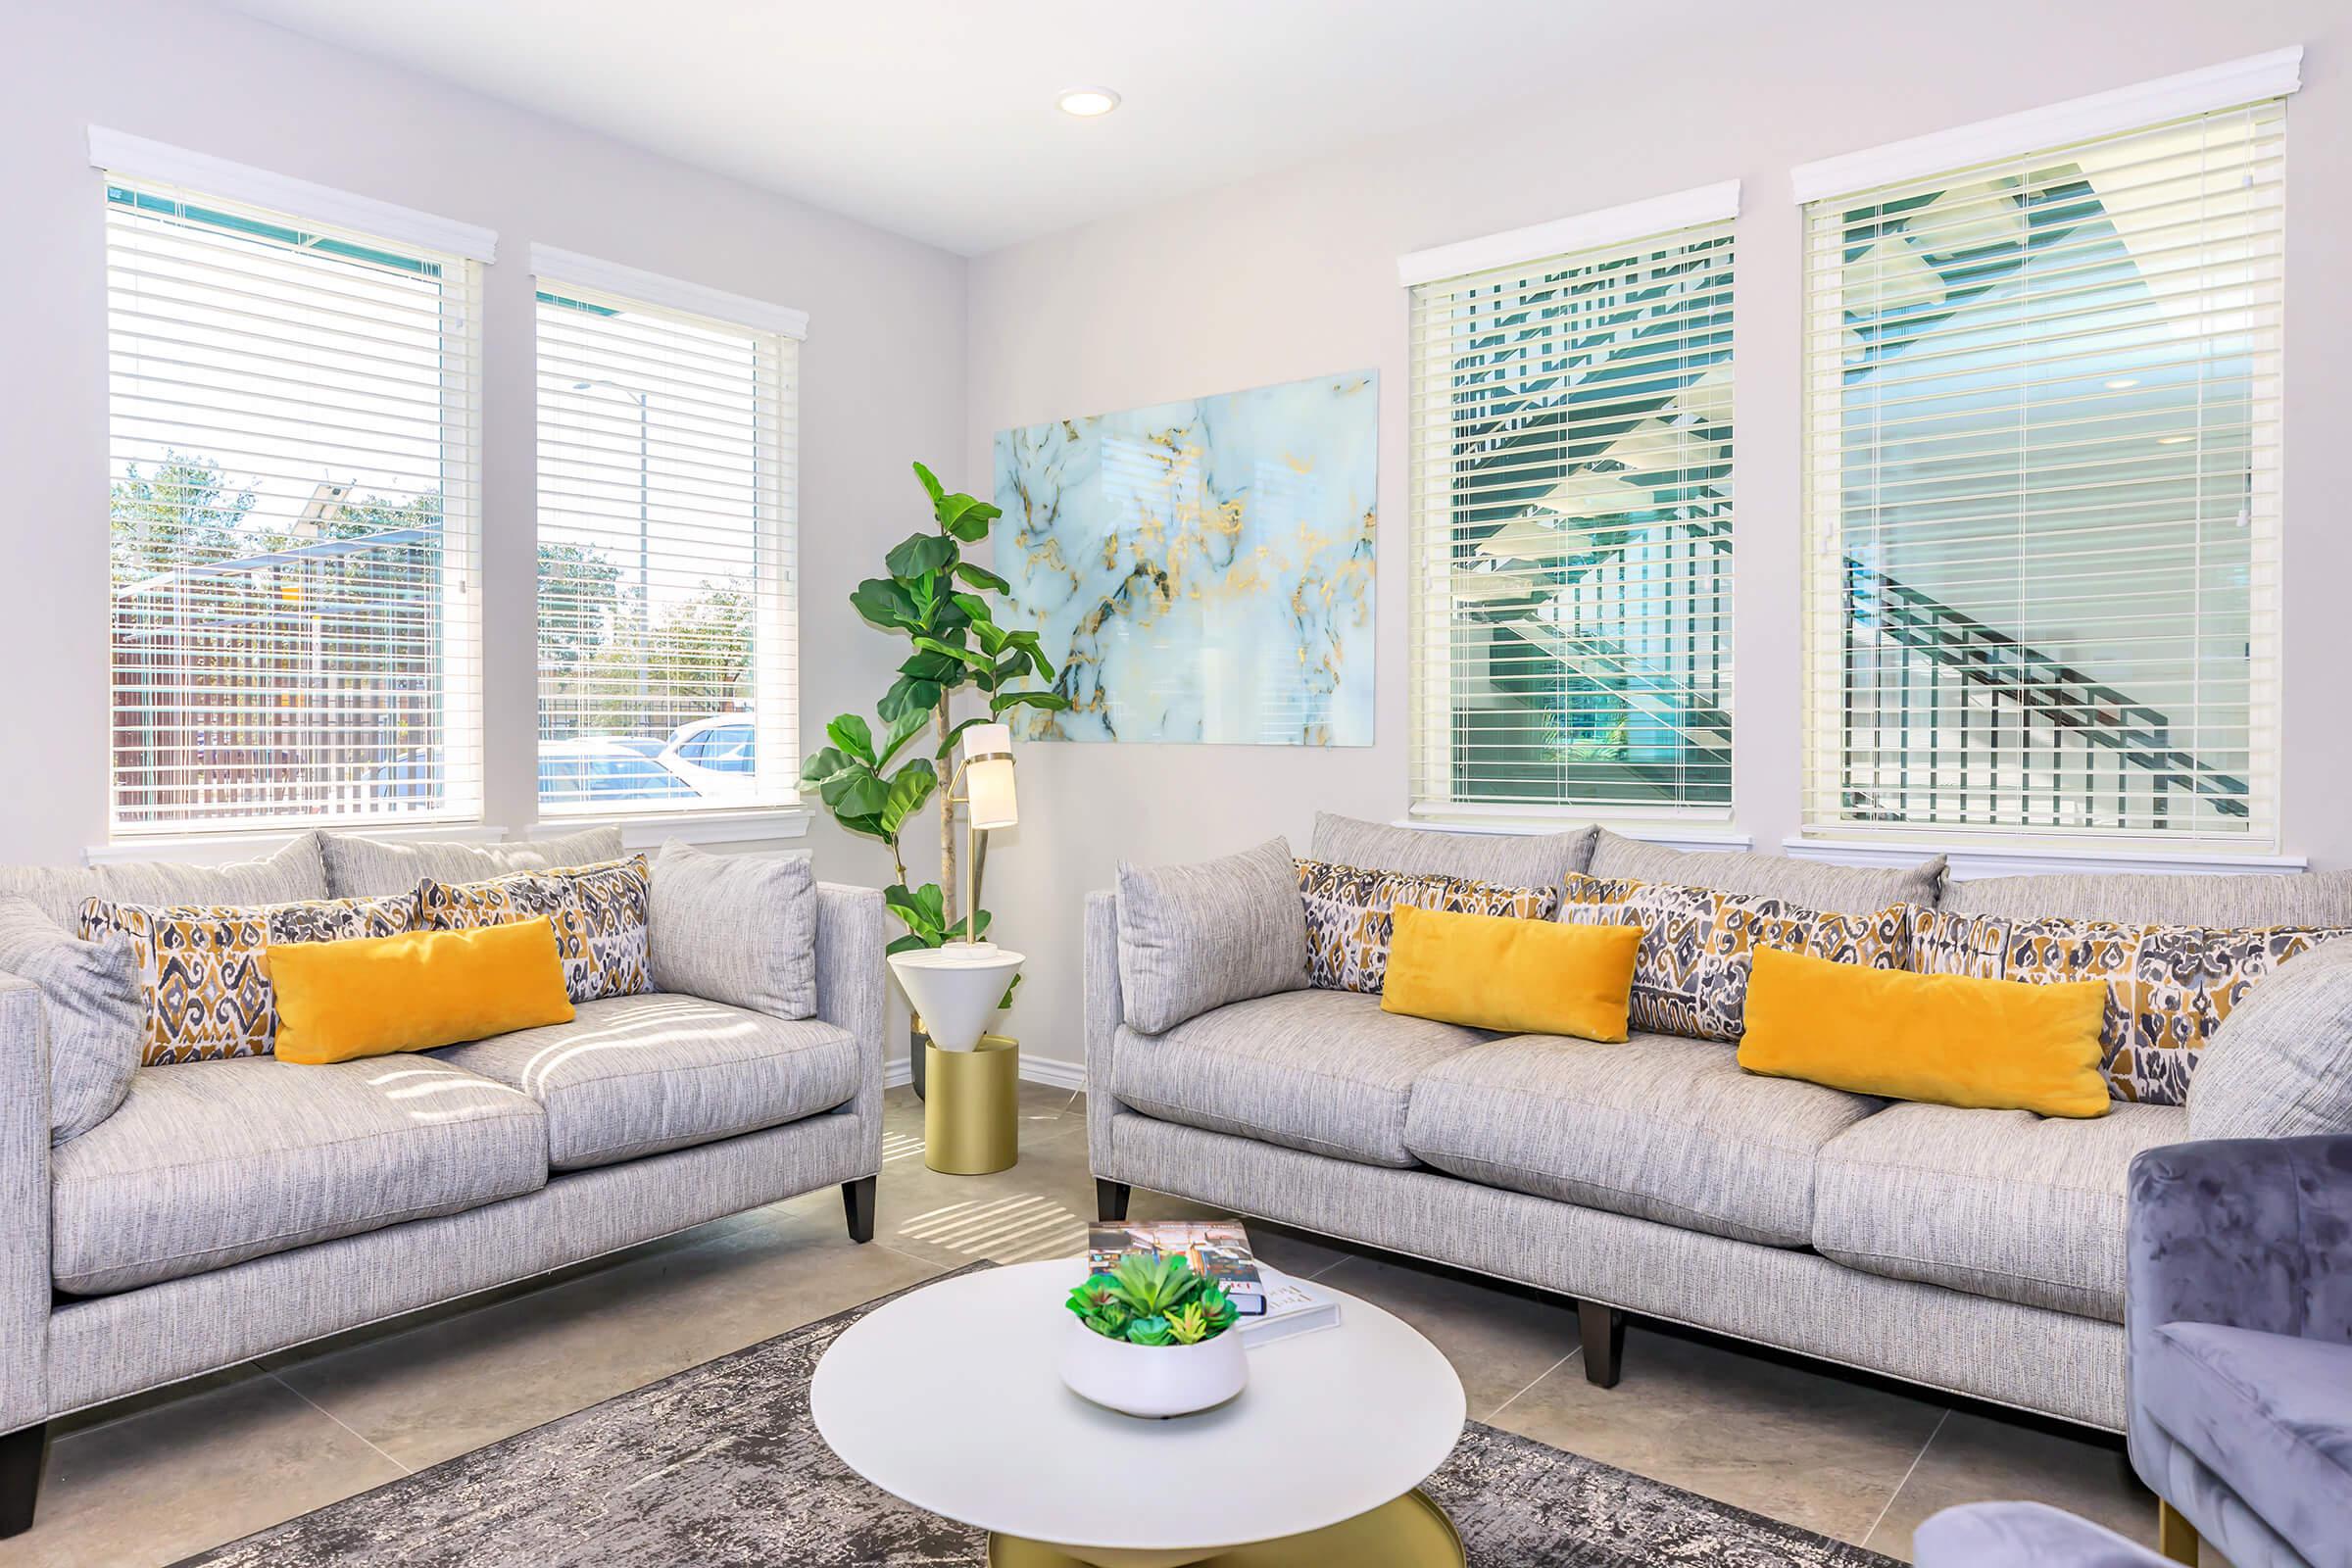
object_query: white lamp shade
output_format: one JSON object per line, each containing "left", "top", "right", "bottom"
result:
{"left": 962, "top": 721, "right": 1018, "bottom": 829}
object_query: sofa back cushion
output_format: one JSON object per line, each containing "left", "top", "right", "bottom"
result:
{"left": 0, "top": 833, "right": 329, "bottom": 933}
{"left": 647, "top": 841, "right": 817, "bottom": 1019}
{"left": 1588, "top": 830, "right": 1942, "bottom": 914}
{"left": 1309, "top": 811, "right": 1594, "bottom": 886}
{"left": 319, "top": 825, "right": 624, "bottom": 899}
{"left": 1940, "top": 867, "right": 2352, "bottom": 927}
{"left": 0, "top": 897, "right": 142, "bottom": 1142}
{"left": 80, "top": 892, "right": 418, "bottom": 1064}
{"left": 418, "top": 855, "right": 653, "bottom": 1005}
{"left": 2188, "top": 939, "right": 2352, "bottom": 1139}
{"left": 1297, "top": 858, "right": 1557, "bottom": 995}
{"left": 1560, "top": 873, "right": 1915, "bottom": 1042}
{"left": 1912, "top": 907, "right": 2352, "bottom": 1106}
{"left": 1117, "top": 838, "right": 1308, "bottom": 1034}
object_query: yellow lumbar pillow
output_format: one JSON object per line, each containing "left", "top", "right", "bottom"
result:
{"left": 270, "top": 918, "right": 575, "bottom": 1064}
{"left": 1382, "top": 905, "right": 1643, "bottom": 1041}
{"left": 1738, "top": 947, "right": 2111, "bottom": 1117}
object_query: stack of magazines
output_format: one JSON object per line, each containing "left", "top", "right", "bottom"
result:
{"left": 1085, "top": 1219, "right": 1340, "bottom": 1345}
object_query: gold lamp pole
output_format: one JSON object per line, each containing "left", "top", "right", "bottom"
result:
{"left": 908, "top": 720, "right": 1024, "bottom": 1175}
{"left": 944, "top": 720, "right": 1018, "bottom": 944}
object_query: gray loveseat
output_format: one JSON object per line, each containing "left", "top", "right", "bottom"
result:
{"left": 0, "top": 827, "right": 884, "bottom": 1537}
{"left": 1085, "top": 814, "right": 2352, "bottom": 1433}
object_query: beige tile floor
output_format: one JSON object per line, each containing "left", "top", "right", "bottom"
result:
{"left": 0, "top": 1085, "right": 2177, "bottom": 1567}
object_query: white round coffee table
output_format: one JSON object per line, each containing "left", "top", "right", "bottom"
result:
{"left": 810, "top": 1259, "right": 1467, "bottom": 1567}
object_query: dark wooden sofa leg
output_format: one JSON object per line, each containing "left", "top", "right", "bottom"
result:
{"left": 0, "top": 1421, "right": 48, "bottom": 1540}
{"left": 1579, "top": 1301, "right": 1626, "bottom": 1389}
{"left": 842, "top": 1176, "right": 877, "bottom": 1245}
{"left": 1096, "top": 1179, "right": 1131, "bottom": 1222}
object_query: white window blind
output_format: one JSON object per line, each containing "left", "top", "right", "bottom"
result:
{"left": 1408, "top": 218, "right": 1735, "bottom": 818}
{"left": 1801, "top": 99, "right": 2285, "bottom": 843}
{"left": 533, "top": 277, "right": 798, "bottom": 815}
{"left": 104, "top": 174, "right": 483, "bottom": 832}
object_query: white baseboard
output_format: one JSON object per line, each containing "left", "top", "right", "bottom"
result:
{"left": 1018, "top": 1054, "right": 1089, "bottom": 1092}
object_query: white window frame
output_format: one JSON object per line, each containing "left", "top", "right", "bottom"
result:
{"left": 1400, "top": 182, "right": 1741, "bottom": 827}
{"left": 1791, "top": 52, "right": 2299, "bottom": 853}
{"left": 527, "top": 245, "right": 805, "bottom": 825}
{"left": 92, "top": 130, "right": 492, "bottom": 838}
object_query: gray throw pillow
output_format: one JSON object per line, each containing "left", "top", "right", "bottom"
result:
{"left": 0, "top": 897, "right": 141, "bottom": 1143}
{"left": 1309, "top": 810, "right": 1595, "bottom": 886}
{"left": 1117, "top": 838, "right": 1308, "bottom": 1034}
{"left": 2189, "top": 939, "right": 2352, "bottom": 1140}
{"left": 320, "top": 825, "right": 625, "bottom": 898}
{"left": 648, "top": 842, "right": 817, "bottom": 1019}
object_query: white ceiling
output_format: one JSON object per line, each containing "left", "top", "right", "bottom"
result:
{"left": 218, "top": 0, "right": 1602, "bottom": 255}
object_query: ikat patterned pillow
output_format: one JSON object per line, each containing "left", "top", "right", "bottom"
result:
{"left": 419, "top": 855, "right": 652, "bottom": 1004}
{"left": 1911, "top": 908, "right": 2352, "bottom": 1106}
{"left": 1296, "top": 858, "right": 1558, "bottom": 995}
{"left": 78, "top": 893, "right": 418, "bottom": 1065}
{"left": 1558, "top": 874, "right": 1915, "bottom": 1043}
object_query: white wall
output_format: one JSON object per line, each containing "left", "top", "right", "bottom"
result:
{"left": 0, "top": 0, "right": 965, "bottom": 892}
{"left": 965, "top": 0, "right": 2352, "bottom": 1073}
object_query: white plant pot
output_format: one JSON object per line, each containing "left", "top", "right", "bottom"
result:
{"left": 1057, "top": 1315, "right": 1248, "bottom": 1418}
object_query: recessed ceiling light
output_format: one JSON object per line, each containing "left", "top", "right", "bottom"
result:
{"left": 1057, "top": 86, "right": 1121, "bottom": 118}
{"left": 2104, "top": 377, "right": 2140, "bottom": 389}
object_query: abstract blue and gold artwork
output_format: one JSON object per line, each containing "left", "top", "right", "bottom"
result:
{"left": 992, "top": 370, "right": 1376, "bottom": 745}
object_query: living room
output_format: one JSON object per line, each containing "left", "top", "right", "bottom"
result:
{"left": 2, "top": 0, "right": 2346, "bottom": 1563}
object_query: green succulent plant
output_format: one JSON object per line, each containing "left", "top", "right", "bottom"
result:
{"left": 1063, "top": 1256, "right": 1241, "bottom": 1347}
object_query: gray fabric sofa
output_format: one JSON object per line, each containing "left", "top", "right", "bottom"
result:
{"left": 1085, "top": 816, "right": 2352, "bottom": 1434}
{"left": 0, "top": 828, "right": 884, "bottom": 1537}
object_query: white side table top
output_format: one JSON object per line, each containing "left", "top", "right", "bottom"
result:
{"left": 809, "top": 1259, "right": 1466, "bottom": 1555}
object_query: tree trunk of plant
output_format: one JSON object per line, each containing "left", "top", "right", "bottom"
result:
{"left": 935, "top": 701, "right": 956, "bottom": 929}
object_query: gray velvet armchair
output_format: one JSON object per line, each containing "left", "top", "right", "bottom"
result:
{"left": 2127, "top": 1134, "right": 2352, "bottom": 1568}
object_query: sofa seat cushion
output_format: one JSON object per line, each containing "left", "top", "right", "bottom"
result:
{"left": 2141, "top": 1322, "right": 2352, "bottom": 1568}
{"left": 431, "top": 994, "right": 859, "bottom": 1172}
{"left": 1109, "top": 989, "right": 1487, "bottom": 1167}
{"left": 1813, "top": 1101, "right": 2187, "bottom": 1320}
{"left": 51, "top": 1054, "right": 546, "bottom": 1296}
{"left": 1402, "top": 1033, "right": 1882, "bottom": 1246}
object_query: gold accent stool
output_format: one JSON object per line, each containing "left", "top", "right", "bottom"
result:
{"left": 988, "top": 1488, "right": 1464, "bottom": 1567}
{"left": 924, "top": 1033, "right": 1019, "bottom": 1174}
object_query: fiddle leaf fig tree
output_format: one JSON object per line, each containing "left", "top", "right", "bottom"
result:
{"left": 801, "top": 462, "right": 1066, "bottom": 966}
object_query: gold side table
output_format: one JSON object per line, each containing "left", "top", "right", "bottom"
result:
{"left": 888, "top": 943, "right": 1028, "bottom": 1176}
{"left": 924, "top": 1034, "right": 1020, "bottom": 1174}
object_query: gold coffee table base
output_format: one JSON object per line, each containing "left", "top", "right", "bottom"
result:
{"left": 988, "top": 1488, "right": 1464, "bottom": 1568}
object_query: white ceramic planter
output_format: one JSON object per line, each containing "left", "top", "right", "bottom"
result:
{"left": 1057, "top": 1316, "right": 1248, "bottom": 1418}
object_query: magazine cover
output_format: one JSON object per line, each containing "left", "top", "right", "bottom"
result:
{"left": 1086, "top": 1219, "right": 1267, "bottom": 1314}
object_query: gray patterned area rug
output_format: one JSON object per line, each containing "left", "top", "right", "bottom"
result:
{"left": 180, "top": 1266, "right": 1896, "bottom": 1568}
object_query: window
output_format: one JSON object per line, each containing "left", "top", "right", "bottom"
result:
{"left": 102, "top": 158, "right": 484, "bottom": 832}
{"left": 1405, "top": 191, "right": 1736, "bottom": 819}
{"left": 1800, "top": 84, "right": 2289, "bottom": 842}
{"left": 532, "top": 251, "right": 800, "bottom": 815}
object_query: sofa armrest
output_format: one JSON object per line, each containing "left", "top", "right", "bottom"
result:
{"left": 1084, "top": 891, "right": 1126, "bottom": 1174}
{"left": 814, "top": 882, "right": 887, "bottom": 1132}
{"left": 2187, "top": 939, "right": 2352, "bottom": 1140}
{"left": 0, "top": 974, "right": 50, "bottom": 1432}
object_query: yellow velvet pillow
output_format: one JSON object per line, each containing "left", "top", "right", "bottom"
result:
{"left": 270, "top": 918, "right": 575, "bottom": 1064}
{"left": 1738, "top": 947, "right": 2111, "bottom": 1117}
{"left": 1382, "top": 905, "right": 1642, "bottom": 1041}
